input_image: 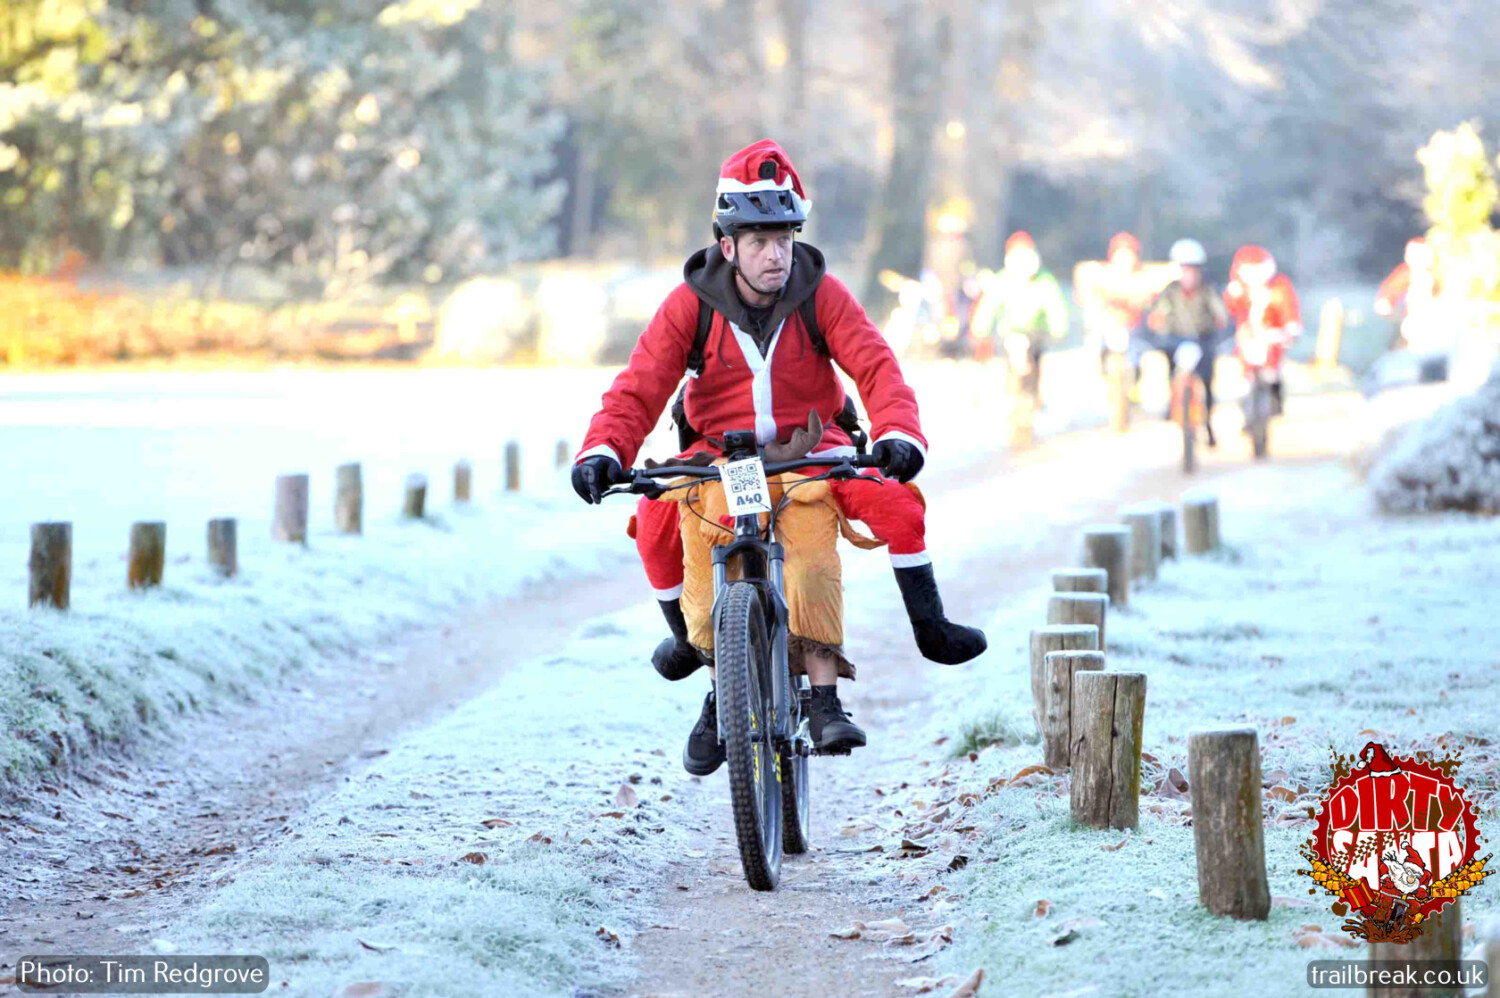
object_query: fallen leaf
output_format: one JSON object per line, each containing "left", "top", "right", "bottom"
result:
{"left": 332, "top": 984, "right": 386, "bottom": 998}
{"left": 1033, "top": 899, "right": 1053, "bottom": 918}
{"left": 841, "top": 818, "right": 879, "bottom": 836}
{"left": 408, "top": 791, "right": 431, "bottom": 800}
{"left": 100, "top": 811, "right": 132, "bottom": 821}
{"left": 202, "top": 843, "right": 237, "bottom": 856}
{"left": 1007, "top": 764, "right": 1054, "bottom": 786}
{"left": 1101, "top": 832, "right": 1131, "bottom": 852}
{"left": 830, "top": 925, "right": 863, "bottom": 940}
{"left": 595, "top": 926, "right": 621, "bottom": 948}
{"left": 932, "top": 736, "right": 950, "bottom": 747}
{"left": 863, "top": 917, "right": 912, "bottom": 937}
{"left": 947, "top": 968, "right": 985, "bottom": 998}
{"left": 481, "top": 818, "right": 512, "bottom": 829}
{"left": 357, "top": 939, "right": 397, "bottom": 953}
{"left": 895, "top": 975, "right": 959, "bottom": 994}
{"left": 458, "top": 852, "right": 487, "bottom": 865}
{"left": 527, "top": 833, "right": 552, "bottom": 845}
{"left": 615, "top": 784, "right": 639, "bottom": 809}
{"left": 1266, "top": 786, "right": 1298, "bottom": 803}
{"left": 1293, "top": 925, "right": 1358, "bottom": 949}
{"left": 947, "top": 854, "right": 970, "bottom": 871}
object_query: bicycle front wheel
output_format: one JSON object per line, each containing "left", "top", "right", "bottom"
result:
{"left": 716, "top": 581, "right": 783, "bottom": 891}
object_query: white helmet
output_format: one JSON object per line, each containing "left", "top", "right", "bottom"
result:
{"left": 1169, "top": 238, "right": 1206, "bottom": 266}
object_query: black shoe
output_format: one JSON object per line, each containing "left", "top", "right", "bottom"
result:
{"left": 809, "top": 686, "right": 866, "bottom": 753}
{"left": 683, "top": 688, "right": 725, "bottom": 776}
{"left": 1270, "top": 381, "right": 1285, "bottom": 416}
{"left": 1205, "top": 423, "right": 1217, "bottom": 448}
{"left": 893, "top": 564, "right": 988, "bottom": 665}
{"left": 652, "top": 598, "right": 703, "bottom": 682}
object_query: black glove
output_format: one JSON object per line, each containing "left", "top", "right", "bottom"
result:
{"left": 873, "top": 438, "right": 924, "bottom": 483}
{"left": 571, "top": 454, "right": 624, "bottom": 504}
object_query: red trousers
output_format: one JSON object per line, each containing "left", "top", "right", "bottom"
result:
{"left": 632, "top": 472, "right": 929, "bottom": 598}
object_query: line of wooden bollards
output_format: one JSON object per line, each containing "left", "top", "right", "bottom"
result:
{"left": 1033, "top": 490, "right": 1279, "bottom": 922}
{"left": 25, "top": 439, "right": 572, "bottom": 610}
{"left": 1038, "top": 490, "right": 1474, "bottom": 981}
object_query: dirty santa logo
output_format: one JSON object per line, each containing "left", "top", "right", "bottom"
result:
{"left": 1300, "top": 742, "right": 1491, "bottom": 942}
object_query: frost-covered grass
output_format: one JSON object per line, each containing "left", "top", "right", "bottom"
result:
{"left": 1370, "top": 370, "right": 1500, "bottom": 513}
{"left": 157, "top": 609, "right": 704, "bottom": 997}
{"left": 0, "top": 501, "right": 628, "bottom": 784}
{"left": 926, "top": 464, "right": 1500, "bottom": 996}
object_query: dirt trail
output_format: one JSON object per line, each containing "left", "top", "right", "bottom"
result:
{"left": 630, "top": 397, "right": 1364, "bottom": 997}
{"left": 1, "top": 570, "right": 649, "bottom": 960}
{"left": 1, "top": 390, "right": 1366, "bottom": 995}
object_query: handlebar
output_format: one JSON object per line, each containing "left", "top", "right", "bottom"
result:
{"left": 603, "top": 453, "right": 885, "bottom": 499}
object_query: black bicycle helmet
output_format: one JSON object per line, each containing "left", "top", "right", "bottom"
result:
{"left": 712, "top": 140, "right": 809, "bottom": 239}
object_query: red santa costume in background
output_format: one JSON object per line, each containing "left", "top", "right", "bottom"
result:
{"left": 1223, "top": 245, "right": 1302, "bottom": 373}
{"left": 1376, "top": 237, "right": 1447, "bottom": 354}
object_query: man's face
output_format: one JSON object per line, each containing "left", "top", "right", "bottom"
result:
{"left": 1179, "top": 264, "right": 1202, "bottom": 291}
{"left": 1006, "top": 246, "right": 1040, "bottom": 280}
{"left": 723, "top": 228, "right": 794, "bottom": 296}
{"left": 1109, "top": 247, "right": 1138, "bottom": 272}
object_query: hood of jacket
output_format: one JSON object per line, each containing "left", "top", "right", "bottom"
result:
{"left": 683, "top": 241, "right": 826, "bottom": 341}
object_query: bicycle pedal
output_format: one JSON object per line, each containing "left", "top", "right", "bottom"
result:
{"left": 812, "top": 746, "right": 854, "bottom": 757}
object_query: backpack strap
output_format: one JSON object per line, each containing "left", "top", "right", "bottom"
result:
{"left": 686, "top": 296, "right": 715, "bottom": 378}
{"left": 798, "top": 291, "right": 829, "bottom": 357}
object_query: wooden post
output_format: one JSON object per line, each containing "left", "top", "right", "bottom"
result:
{"left": 1121, "top": 505, "right": 1162, "bottom": 582}
{"left": 1483, "top": 918, "right": 1496, "bottom": 998}
{"left": 1029, "top": 624, "right": 1099, "bottom": 731}
{"left": 335, "top": 462, "right": 362, "bottom": 535}
{"left": 1081, "top": 525, "right": 1131, "bottom": 609}
{"left": 1182, "top": 491, "right": 1220, "bottom": 554}
{"left": 1156, "top": 502, "right": 1179, "bottom": 561}
{"left": 1319, "top": 298, "right": 1345, "bottom": 369}
{"left": 28, "top": 522, "right": 72, "bottom": 609}
{"left": 1069, "top": 671, "right": 1146, "bottom": 829}
{"left": 207, "top": 518, "right": 237, "bottom": 578}
{"left": 273, "top": 473, "right": 310, "bottom": 544}
{"left": 1106, "top": 352, "right": 1131, "bottom": 433}
{"left": 504, "top": 441, "right": 521, "bottom": 493}
{"left": 127, "top": 521, "right": 166, "bottom": 589}
{"left": 554, "top": 439, "right": 570, "bottom": 470}
{"left": 1041, "top": 650, "right": 1105, "bottom": 770}
{"left": 1368, "top": 900, "right": 1464, "bottom": 997}
{"left": 1187, "top": 727, "right": 1270, "bottom": 920}
{"left": 1052, "top": 568, "right": 1107, "bottom": 594}
{"left": 453, "top": 460, "right": 472, "bottom": 503}
{"left": 403, "top": 474, "right": 428, "bottom": 519}
{"left": 1047, "top": 592, "right": 1109, "bottom": 650}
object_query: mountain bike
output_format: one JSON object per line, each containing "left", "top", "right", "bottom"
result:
{"left": 1170, "top": 340, "right": 1206, "bottom": 474}
{"left": 1236, "top": 325, "right": 1284, "bottom": 460}
{"left": 601, "top": 432, "right": 882, "bottom": 891}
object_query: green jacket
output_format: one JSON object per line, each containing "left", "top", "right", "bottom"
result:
{"left": 973, "top": 268, "right": 1069, "bottom": 345}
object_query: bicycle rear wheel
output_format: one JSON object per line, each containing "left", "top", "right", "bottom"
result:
{"left": 716, "top": 581, "right": 783, "bottom": 891}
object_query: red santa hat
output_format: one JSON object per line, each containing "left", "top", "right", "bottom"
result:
{"left": 1231, "top": 245, "right": 1277, "bottom": 284}
{"left": 1359, "top": 741, "right": 1404, "bottom": 778}
{"left": 715, "top": 139, "right": 811, "bottom": 213}
{"left": 1108, "top": 232, "right": 1140, "bottom": 259}
{"left": 1005, "top": 231, "right": 1036, "bottom": 257}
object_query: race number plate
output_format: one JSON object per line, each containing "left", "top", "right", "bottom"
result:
{"left": 722, "top": 457, "right": 773, "bottom": 516}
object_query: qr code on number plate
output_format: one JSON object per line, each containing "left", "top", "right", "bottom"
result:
{"left": 723, "top": 458, "right": 771, "bottom": 514}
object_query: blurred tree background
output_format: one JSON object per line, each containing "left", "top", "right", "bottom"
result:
{"left": 1, "top": 0, "right": 1496, "bottom": 311}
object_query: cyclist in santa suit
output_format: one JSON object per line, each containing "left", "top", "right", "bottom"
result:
{"left": 571, "top": 140, "right": 986, "bottom": 775}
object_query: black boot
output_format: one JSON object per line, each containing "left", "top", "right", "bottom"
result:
{"left": 652, "top": 599, "right": 703, "bottom": 682}
{"left": 1205, "top": 421, "right": 1217, "bottom": 448}
{"left": 808, "top": 686, "right": 866, "bottom": 753}
{"left": 683, "top": 686, "right": 725, "bottom": 776}
{"left": 894, "top": 564, "right": 988, "bottom": 665}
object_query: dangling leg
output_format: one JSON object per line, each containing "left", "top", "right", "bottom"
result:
{"left": 831, "top": 475, "right": 987, "bottom": 665}
{"left": 632, "top": 496, "right": 702, "bottom": 681}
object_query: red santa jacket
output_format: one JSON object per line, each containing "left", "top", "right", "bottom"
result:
{"left": 1223, "top": 272, "right": 1301, "bottom": 334}
{"left": 578, "top": 243, "right": 925, "bottom": 469}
